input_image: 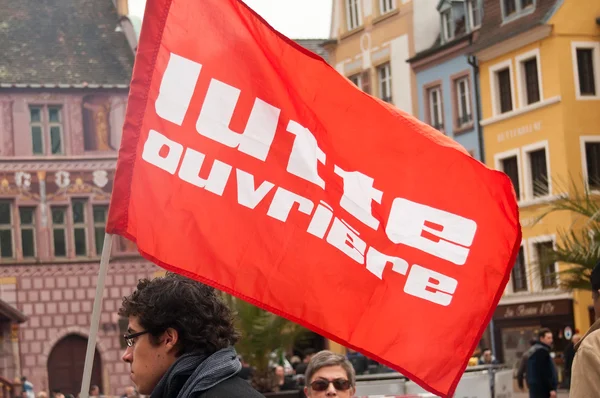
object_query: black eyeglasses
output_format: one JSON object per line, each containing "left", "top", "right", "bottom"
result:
{"left": 123, "top": 330, "right": 149, "bottom": 347}
{"left": 309, "top": 378, "right": 351, "bottom": 392}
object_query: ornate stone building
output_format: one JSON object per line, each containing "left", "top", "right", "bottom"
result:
{"left": 0, "top": 0, "right": 159, "bottom": 395}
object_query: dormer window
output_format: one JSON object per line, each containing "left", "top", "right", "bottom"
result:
{"left": 442, "top": 10, "right": 454, "bottom": 41}
{"left": 438, "top": 0, "right": 467, "bottom": 43}
{"left": 504, "top": 0, "right": 516, "bottom": 16}
{"left": 466, "top": 0, "right": 481, "bottom": 30}
{"left": 502, "top": 0, "right": 535, "bottom": 21}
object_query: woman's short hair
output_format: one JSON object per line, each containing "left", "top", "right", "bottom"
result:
{"left": 305, "top": 350, "right": 356, "bottom": 387}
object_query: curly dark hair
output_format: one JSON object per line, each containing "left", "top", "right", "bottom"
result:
{"left": 118, "top": 272, "right": 239, "bottom": 356}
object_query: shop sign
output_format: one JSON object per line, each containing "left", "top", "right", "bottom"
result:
{"left": 497, "top": 121, "right": 542, "bottom": 143}
{"left": 494, "top": 299, "right": 572, "bottom": 320}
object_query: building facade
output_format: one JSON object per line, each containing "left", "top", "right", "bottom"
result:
{"left": 470, "top": 0, "right": 600, "bottom": 380}
{"left": 325, "top": 0, "right": 430, "bottom": 115}
{"left": 0, "top": 0, "right": 160, "bottom": 395}
{"left": 409, "top": 0, "right": 484, "bottom": 160}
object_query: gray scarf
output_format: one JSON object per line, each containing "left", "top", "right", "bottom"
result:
{"left": 150, "top": 347, "right": 242, "bottom": 398}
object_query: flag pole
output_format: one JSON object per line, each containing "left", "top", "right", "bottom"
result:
{"left": 80, "top": 233, "right": 113, "bottom": 398}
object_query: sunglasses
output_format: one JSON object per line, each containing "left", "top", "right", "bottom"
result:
{"left": 310, "top": 378, "right": 351, "bottom": 392}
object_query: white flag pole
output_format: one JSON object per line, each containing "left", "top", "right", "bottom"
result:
{"left": 80, "top": 233, "right": 113, "bottom": 398}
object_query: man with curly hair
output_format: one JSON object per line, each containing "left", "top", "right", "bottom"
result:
{"left": 119, "top": 273, "right": 264, "bottom": 397}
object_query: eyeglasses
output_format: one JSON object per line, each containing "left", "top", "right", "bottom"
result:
{"left": 123, "top": 330, "right": 149, "bottom": 347}
{"left": 309, "top": 378, "right": 351, "bottom": 392}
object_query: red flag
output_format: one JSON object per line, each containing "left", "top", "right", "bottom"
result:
{"left": 107, "top": 0, "right": 521, "bottom": 396}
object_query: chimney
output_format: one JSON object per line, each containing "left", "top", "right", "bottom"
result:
{"left": 117, "top": 0, "right": 129, "bottom": 16}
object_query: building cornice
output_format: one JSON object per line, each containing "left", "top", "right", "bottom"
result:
{"left": 410, "top": 39, "right": 472, "bottom": 72}
{"left": 499, "top": 291, "right": 573, "bottom": 305}
{"left": 0, "top": 157, "right": 117, "bottom": 171}
{"left": 408, "top": 30, "right": 477, "bottom": 71}
{"left": 0, "top": 83, "right": 129, "bottom": 89}
{"left": 473, "top": 24, "right": 553, "bottom": 62}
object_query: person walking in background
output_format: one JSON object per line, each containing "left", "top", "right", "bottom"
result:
{"left": 517, "top": 339, "right": 537, "bottom": 390}
{"left": 346, "top": 349, "right": 369, "bottom": 375}
{"left": 120, "top": 386, "right": 138, "bottom": 398}
{"left": 238, "top": 355, "right": 255, "bottom": 381}
{"left": 562, "top": 333, "right": 580, "bottom": 389}
{"left": 570, "top": 262, "right": 600, "bottom": 397}
{"left": 477, "top": 348, "right": 498, "bottom": 365}
{"left": 21, "top": 377, "right": 34, "bottom": 398}
{"left": 273, "top": 365, "right": 297, "bottom": 391}
{"left": 89, "top": 385, "right": 100, "bottom": 397}
{"left": 294, "top": 348, "right": 316, "bottom": 376}
{"left": 526, "top": 328, "right": 558, "bottom": 398}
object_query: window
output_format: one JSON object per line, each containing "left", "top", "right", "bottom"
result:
{"left": 522, "top": 0, "right": 534, "bottom": 7}
{"left": 349, "top": 73, "right": 362, "bottom": 88}
{"left": 577, "top": 49, "right": 596, "bottom": 95}
{"left": 511, "top": 247, "right": 527, "bottom": 292}
{"left": 427, "top": 86, "right": 444, "bottom": 131}
{"left": 503, "top": 0, "right": 516, "bottom": 16}
{"left": 72, "top": 199, "right": 88, "bottom": 256}
{"left": 30, "top": 107, "right": 43, "bottom": 155}
{"left": 19, "top": 208, "right": 36, "bottom": 258}
{"left": 93, "top": 205, "right": 108, "bottom": 256}
{"left": 117, "top": 236, "right": 138, "bottom": 254}
{"left": 346, "top": 0, "right": 361, "bottom": 31}
{"left": 501, "top": 156, "right": 521, "bottom": 200}
{"left": 360, "top": 70, "right": 371, "bottom": 94}
{"left": 528, "top": 148, "right": 548, "bottom": 197}
{"left": 586, "top": 141, "right": 600, "bottom": 190}
{"left": 442, "top": 10, "right": 453, "bottom": 41}
{"left": 380, "top": 0, "right": 394, "bottom": 14}
{"left": 516, "top": 50, "right": 543, "bottom": 107}
{"left": 502, "top": 0, "right": 534, "bottom": 20}
{"left": 535, "top": 241, "right": 557, "bottom": 289}
{"left": 0, "top": 202, "right": 14, "bottom": 259}
{"left": 467, "top": 0, "right": 481, "bottom": 29}
{"left": 52, "top": 208, "right": 67, "bottom": 257}
{"left": 522, "top": 58, "right": 541, "bottom": 104}
{"left": 455, "top": 77, "right": 472, "bottom": 127}
{"left": 576, "top": 48, "right": 597, "bottom": 97}
{"left": 377, "top": 63, "right": 392, "bottom": 103}
{"left": 582, "top": 138, "right": 600, "bottom": 191}
{"left": 350, "top": 71, "right": 372, "bottom": 94}
{"left": 29, "top": 106, "right": 63, "bottom": 155}
{"left": 572, "top": 42, "right": 600, "bottom": 100}
{"left": 496, "top": 68, "right": 513, "bottom": 114}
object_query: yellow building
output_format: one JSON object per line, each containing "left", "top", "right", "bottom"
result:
{"left": 325, "top": 0, "right": 439, "bottom": 115}
{"left": 471, "top": 0, "right": 600, "bottom": 376}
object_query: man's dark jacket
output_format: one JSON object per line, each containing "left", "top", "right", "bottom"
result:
{"left": 526, "top": 342, "right": 558, "bottom": 397}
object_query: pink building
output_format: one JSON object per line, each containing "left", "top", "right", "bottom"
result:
{"left": 0, "top": 0, "right": 158, "bottom": 395}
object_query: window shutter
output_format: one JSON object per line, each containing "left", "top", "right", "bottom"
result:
{"left": 361, "top": 70, "right": 371, "bottom": 94}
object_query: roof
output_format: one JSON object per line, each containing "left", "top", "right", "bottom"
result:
{"left": 468, "top": 0, "right": 560, "bottom": 54}
{"left": 0, "top": 0, "right": 134, "bottom": 86}
{"left": 294, "top": 39, "right": 330, "bottom": 62}
{"left": 407, "top": 33, "right": 473, "bottom": 64}
{"left": 0, "top": 299, "right": 27, "bottom": 323}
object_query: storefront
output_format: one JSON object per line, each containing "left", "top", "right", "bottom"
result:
{"left": 492, "top": 299, "right": 575, "bottom": 380}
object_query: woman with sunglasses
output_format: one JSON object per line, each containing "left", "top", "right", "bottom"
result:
{"left": 304, "top": 351, "right": 356, "bottom": 397}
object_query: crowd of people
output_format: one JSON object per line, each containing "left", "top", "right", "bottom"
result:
{"left": 18, "top": 382, "right": 139, "bottom": 398}
{"left": 16, "top": 261, "right": 600, "bottom": 398}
